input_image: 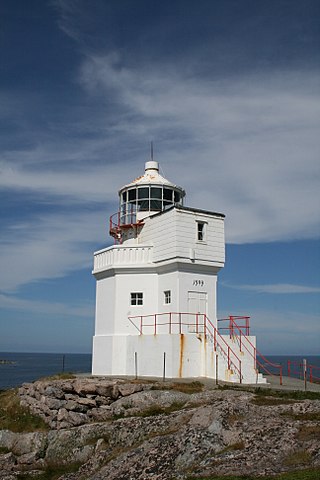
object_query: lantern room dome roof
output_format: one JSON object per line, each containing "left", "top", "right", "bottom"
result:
{"left": 119, "top": 161, "right": 185, "bottom": 194}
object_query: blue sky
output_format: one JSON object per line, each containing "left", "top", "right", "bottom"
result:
{"left": 0, "top": 0, "right": 319, "bottom": 355}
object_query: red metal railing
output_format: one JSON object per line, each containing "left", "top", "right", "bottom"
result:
{"left": 109, "top": 205, "right": 141, "bottom": 244}
{"left": 287, "top": 360, "right": 320, "bottom": 384}
{"left": 218, "top": 316, "right": 250, "bottom": 336}
{"left": 218, "top": 316, "right": 283, "bottom": 385}
{"left": 128, "top": 312, "right": 243, "bottom": 383}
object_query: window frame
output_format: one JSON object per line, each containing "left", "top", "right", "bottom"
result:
{"left": 196, "top": 221, "right": 207, "bottom": 242}
{"left": 164, "top": 290, "right": 171, "bottom": 304}
{"left": 130, "top": 292, "right": 143, "bottom": 306}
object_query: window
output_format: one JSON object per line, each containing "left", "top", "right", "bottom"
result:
{"left": 164, "top": 290, "right": 171, "bottom": 304}
{"left": 131, "top": 292, "right": 143, "bottom": 306}
{"left": 197, "top": 222, "right": 206, "bottom": 241}
{"left": 128, "top": 189, "right": 136, "bottom": 201}
{"left": 138, "top": 187, "right": 149, "bottom": 199}
{"left": 163, "top": 188, "right": 173, "bottom": 201}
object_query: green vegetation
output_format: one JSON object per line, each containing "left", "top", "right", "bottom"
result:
{"left": 281, "top": 411, "right": 320, "bottom": 421}
{"left": 296, "top": 424, "right": 320, "bottom": 441}
{"left": 218, "top": 384, "right": 320, "bottom": 401}
{"left": 152, "top": 380, "right": 204, "bottom": 394}
{"left": 0, "top": 389, "right": 49, "bottom": 433}
{"left": 283, "top": 450, "right": 312, "bottom": 467}
{"left": 185, "top": 468, "right": 320, "bottom": 480}
{"left": 17, "top": 462, "right": 82, "bottom": 480}
{"left": 251, "top": 396, "right": 295, "bottom": 406}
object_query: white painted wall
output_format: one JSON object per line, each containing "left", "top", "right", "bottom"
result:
{"left": 92, "top": 205, "right": 269, "bottom": 384}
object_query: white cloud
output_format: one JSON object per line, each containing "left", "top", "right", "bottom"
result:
{"left": 0, "top": 293, "right": 93, "bottom": 318}
{"left": 222, "top": 283, "right": 320, "bottom": 294}
{"left": 1, "top": 52, "right": 320, "bottom": 293}
{"left": 0, "top": 211, "right": 109, "bottom": 292}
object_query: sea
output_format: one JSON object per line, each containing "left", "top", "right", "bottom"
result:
{"left": 0, "top": 352, "right": 319, "bottom": 390}
{"left": 0, "top": 352, "right": 92, "bottom": 390}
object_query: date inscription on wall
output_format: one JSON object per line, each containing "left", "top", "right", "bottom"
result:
{"left": 193, "top": 280, "right": 204, "bottom": 287}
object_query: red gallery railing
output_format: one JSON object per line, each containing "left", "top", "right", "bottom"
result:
{"left": 218, "top": 316, "right": 283, "bottom": 385}
{"left": 287, "top": 360, "right": 320, "bottom": 384}
{"left": 128, "top": 312, "right": 243, "bottom": 383}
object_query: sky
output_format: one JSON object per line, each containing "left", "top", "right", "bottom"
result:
{"left": 0, "top": 0, "right": 319, "bottom": 355}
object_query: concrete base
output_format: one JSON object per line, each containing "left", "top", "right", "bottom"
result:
{"left": 92, "top": 333, "right": 266, "bottom": 384}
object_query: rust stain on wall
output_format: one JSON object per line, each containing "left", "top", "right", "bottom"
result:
{"left": 179, "top": 334, "right": 185, "bottom": 378}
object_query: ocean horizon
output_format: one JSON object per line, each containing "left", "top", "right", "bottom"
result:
{"left": 0, "top": 351, "right": 319, "bottom": 390}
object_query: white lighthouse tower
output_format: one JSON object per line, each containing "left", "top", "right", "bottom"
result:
{"left": 92, "top": 157, "right": 266, "bottom": 384}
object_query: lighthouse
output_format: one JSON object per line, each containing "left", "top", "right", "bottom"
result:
{"left": 92, "top": 157, "right": 266, "bottom": 384}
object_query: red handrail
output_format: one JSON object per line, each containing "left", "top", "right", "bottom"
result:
{"left": 225, "top": 317, "right": 283, "bottom": 385}
{"left": 287, "top": 360, "right": 320, "bottom": 384}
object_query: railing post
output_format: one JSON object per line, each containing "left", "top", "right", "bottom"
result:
{"left": 214, "top": 326, "right": 217, "bottom": 351}
{"left": 280, "top": 365, "right": 283, "bottom": 386}
{"left": 254, "top": 347, "right": 256, "bottom": 369}
{"left": 228, "top": 346, "right": 230, "bottom": 370}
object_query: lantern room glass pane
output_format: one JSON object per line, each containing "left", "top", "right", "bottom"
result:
{"left": 128, "top": 189, "right": 136, "bottom": 201}
{"left": 122, "top": 191, "right": 127, "bottom": 203}
{"left": 151, "top": 187, "right": 162, "bottom": 199}
{"left": 174, "top": 191, "right": 180, "bottom": 203}
{"left": 138, "top": 187, "right": 149, "bottom": 199}
{"left": 138, "top": 199, "right": 149, "bottom": 211}
{"left": 150, "top": 199, "right": 162, "bottom": 210}
{"left": 163, "top": 188, "right": 173, "bottom": 201}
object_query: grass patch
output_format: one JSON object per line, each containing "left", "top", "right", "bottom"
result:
{"left": 251, "top": 396, "right": 295, "bottom": 406}
{"left": 184, "top": 469, "right": 320, "bottom": 480}
{"left": 281, "top": 411, "right": 320, "bottom": 422}
{"left": 283, "top": 449, "right": 312, "bottom": 467}
{"left": 170, "top": 381, "right": 204, "bottom": 394}
{"left": 218, "top": 384, "right": 320, "bottom": 401}
{"left": 296, "top": 424, "right": 320, "bottom": 441}
{"left": 151, "top": 381, "right": 204, "bottom": 394}
{"left": 0, "top": 389, "right": 49, "bottom": 433}
{"left": 17, "top": 461, "right": 82, "bottom": 480}
{"left": 0, "top": 446, "right": 10, "bottom": 454}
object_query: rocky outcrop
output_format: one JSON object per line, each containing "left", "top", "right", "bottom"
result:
{"left": 0, "top": 378, "right": 320, "bottom": 479}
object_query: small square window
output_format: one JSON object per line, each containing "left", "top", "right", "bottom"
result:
{"left": 131, "top": 292, "right": 143, "bottom": 306}
{"left": 164, "top": 290, "right": 171, "bottom": 304}
{"left": 197, "top": 222, "right": 206, "bottom": 241}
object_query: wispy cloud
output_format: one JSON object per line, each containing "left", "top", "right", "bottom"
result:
{"left": 0, "top": 211, "right": 108, "bottom": 292}
{"left": 0, "top": 293, "right": 93, "bottom": 318}
{"left": 222, "top": 283, "right": 320, "bottom": 294}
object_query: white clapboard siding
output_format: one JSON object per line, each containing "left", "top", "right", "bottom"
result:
{"left": 138, "top": 206, "right": 224, "bottom": 266}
